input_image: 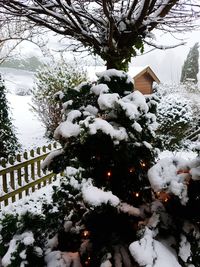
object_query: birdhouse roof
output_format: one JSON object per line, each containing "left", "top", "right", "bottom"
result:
{"left": 128, "top": 66, "right": 160, "bottom": 83}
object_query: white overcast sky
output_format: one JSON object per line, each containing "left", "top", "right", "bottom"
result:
{"left": 131, "top": 29, "right": 200, "bottom": 84}
{"left": 17, "top": 26, "right": 200, "bottom": 84}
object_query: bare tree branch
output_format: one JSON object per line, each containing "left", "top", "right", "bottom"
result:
{"left": 0, "top": 13, "right": 48, "bottom": 64}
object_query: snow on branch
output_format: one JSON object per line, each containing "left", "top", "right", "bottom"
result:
{"left": 129, "top": 228, "right": 182, "bottom": 267}
{"left": 144, "top": 39, "right": 186, "bottom": 50}
{"left": 81, "top": 181, "right": 141, "bottom": 217}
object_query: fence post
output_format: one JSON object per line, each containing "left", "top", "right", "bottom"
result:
{"left": 1, "top": 159, "right": 8, "bottom": 205}
{"left": 36, "top": 147, "right": 42, "bottom": 189}
{"left": 2, "top": 173, "right": 8, "bottom": 206}
{"left": 16, "top": 154, "right": 22, "bottom": 199}
{"left": 30, "top": 149, "right": 35, "bottom": 192}
{"left": 9, "top": 157, "right": 16, "bottom": 203}
{"left": 23, "top": 151, "right": 29, "bottom": 196}
{"left": 42, "top": 146, "right": 47, "bottom": 187}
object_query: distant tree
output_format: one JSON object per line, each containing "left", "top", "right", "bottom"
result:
{"left": 1, "top": 56, "right": 43, "bottom": 72}
{"left": 1, "top": 1, "right": 200, "bottom": 70}
{"left": 31, "top": 62, "right": 87, "bottom": 138}
{"left": 180, "top": 42, "right": 199, "bottom": 84}
{"left": 0, "top": 75, "right": 19, "bottom": 158}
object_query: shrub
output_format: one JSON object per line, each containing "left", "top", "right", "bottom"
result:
{"left": 31, "top": 61, "right": 87, "bottom": 138}
{"left": 156, "top": 93, "right": 193, "bottom": 149}
{"left": 153, "top": 82, "right": 200, "bottom": 96}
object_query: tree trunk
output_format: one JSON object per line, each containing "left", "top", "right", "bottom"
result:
{"left": 103, "top": 53, "right": 129, "bottom": 71}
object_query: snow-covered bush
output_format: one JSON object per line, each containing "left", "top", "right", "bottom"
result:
{"left": 156, "top": 93, "right": 193, "bottom": 149}
{"left": 15, "top": 87, "right": 31, "bottom": 96}
{"left": 153, "top": 83, "right": 182, "bottom": 96}
{"left": 154, "top": 82, "right": 200, "bottom": 96}
{"left": 183, "top": 81, "right": 200, "bottom": 93}
{"left": 31, "top": 61, "right": 86, "bottom": 138}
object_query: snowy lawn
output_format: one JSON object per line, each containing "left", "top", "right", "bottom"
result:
{"left": 0, "top": 67, "right": 35, "bottom": 95}
{"left": 0, "top": 68, "right": 49, "bottom": 150}
{"left": 7, "top": 93, "right": 49, "bottom": 150}
{"left": 0, "top": 67, "right": 49, "bottom": 150}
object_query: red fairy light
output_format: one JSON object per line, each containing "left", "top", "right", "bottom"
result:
{"left": 107, "top": 171, "right": 112, "bottom": 177}
{"left": 85, "top": 256, "right": 91, "bottom": 266}
{"left": 133, "top": 192, "right": 140, "bottom": 198}
{"left": 129, "top": 167, "right": 135, "bottom": 173}
{"left": 140, "top": 160, "right": 146, "bottom": 167}
{"left": 82, "top": 230, "right": 90, "bottom": 239}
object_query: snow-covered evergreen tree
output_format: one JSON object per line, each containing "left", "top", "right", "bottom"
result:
{"left": 180, "top": 42, "right": 199, "bottom": 84}
{"left": 0, "top": 75, "right": 19, "bottom": 158}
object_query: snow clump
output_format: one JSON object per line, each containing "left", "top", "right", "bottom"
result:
{"left": 129, "top": 228, "right": 182, "bottom": 267}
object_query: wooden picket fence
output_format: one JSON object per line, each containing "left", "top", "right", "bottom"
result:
{"left": 0, "top": 142, "right": 61, "bottom": 208}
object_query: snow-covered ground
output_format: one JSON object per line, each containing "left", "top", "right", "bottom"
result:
{"left": 0, "top": 67, "right": 35, "bottom": 95}
{"left": 7, "top": 94, "right": 49, "bottom": 150}
{"left": 0, "top": 67, "right": 49, "bottom": 150}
